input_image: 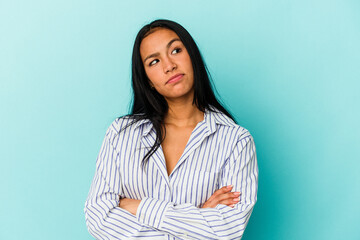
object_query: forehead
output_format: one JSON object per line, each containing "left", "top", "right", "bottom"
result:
{"left": 140, "top": 28, "right": 181, "bottom": 57}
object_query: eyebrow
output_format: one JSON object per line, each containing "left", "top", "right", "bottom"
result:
{"left": 143, "top": 38, "right": 181, "bottom": 63}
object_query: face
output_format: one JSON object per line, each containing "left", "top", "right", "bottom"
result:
{"left": 140, "top": 28, "right": 194, "bottom": 101}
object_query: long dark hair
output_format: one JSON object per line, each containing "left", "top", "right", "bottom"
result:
{"left": 129, "top": 19, "right": 235, "bottom": 162}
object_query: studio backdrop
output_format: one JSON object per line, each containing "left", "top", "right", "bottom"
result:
{"left": 1, "top": 0, "right": 359, "bottom": 239}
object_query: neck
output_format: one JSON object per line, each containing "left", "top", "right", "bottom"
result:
{"left": 164, "top": 98, "right": 204, "bottom": 127}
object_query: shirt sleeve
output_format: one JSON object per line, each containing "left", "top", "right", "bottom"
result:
{"left": 136, "top": 134, "right": 258, "bottom": 239}
{"left": 84, "top": 128, "right": 160, "bottom": 239}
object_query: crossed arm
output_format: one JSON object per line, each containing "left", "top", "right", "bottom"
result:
{"left": 84, "top": 134, "right": 258, "bottom": 239}
{"left": 120, "top": 185, "right": 240, "bottom": 214}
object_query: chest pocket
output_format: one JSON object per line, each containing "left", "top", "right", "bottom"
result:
{"left": 172, "top": 170, "right": 220, "bottom": 207}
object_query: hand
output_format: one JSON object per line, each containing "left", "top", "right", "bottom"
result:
{"left": 201, "top": 185, "right": 241, "bottom": 208}
{"left": 119, "top": 198, "right": 141, "bottom": 215}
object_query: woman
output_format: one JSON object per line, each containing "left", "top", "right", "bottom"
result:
{"left": 84, "top": 19, "right": 258, "bottom": 239}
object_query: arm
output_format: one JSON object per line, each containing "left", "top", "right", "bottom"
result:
{"left": 84, "top": 130, "right": 157, "bottom": 239}
{"left": 135, "top": 135, "right": 258, "bottom": 239}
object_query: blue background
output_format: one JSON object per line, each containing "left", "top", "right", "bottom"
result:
{"left": 1, "top": 0, "right": 359, "bottom": 239}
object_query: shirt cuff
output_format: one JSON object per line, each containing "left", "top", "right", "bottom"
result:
{"left": 136, "top": 197, "right": 170, "bottom": 229}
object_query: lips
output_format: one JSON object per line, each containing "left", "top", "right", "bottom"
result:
{"left": 166, "top": 74, "right": 184, "bottom": 84}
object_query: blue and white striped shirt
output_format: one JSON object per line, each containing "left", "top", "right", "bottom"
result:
{"left": 84, "top": 108, "right": 258, "bottom": 239}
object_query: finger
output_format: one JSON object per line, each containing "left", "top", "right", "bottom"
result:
{"left": 210, "top": 192, "right": 241, "bottom": 208}
{"left": 207, "top": 185, "right": 233, "bottom": 202}
{"left": 215, "top": 185, "right": 233, "bottom": 195}
{"left": 203, "top": 191, "right": 241, "bottom": 208}
{"left": 202, "top": 186, "right": 239, "bottom": 208}
{"left": 202, "top": 196, "right": 239, "bottom": 208}
{"left": 206, "top": 189, "right": 237, "bottom": 207}
{"left": 212, "top": 191, "right": 241, "bottom": 203}
{"left": 218, "top": 195, "right": 240, "bottom": 205}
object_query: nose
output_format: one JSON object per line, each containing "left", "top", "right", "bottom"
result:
{"left": 163, "top": 57, "right": 177, "bottom": 73}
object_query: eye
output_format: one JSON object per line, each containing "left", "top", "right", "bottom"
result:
{"left": 171, "top": 48, "right": 182, "bottom": 54}
{"left": 149, "top": 59, "right": 159, "bottom": 66}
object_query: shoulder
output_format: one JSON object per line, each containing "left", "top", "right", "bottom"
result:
{"left": 209, "top": 108, "right": 253, "bottom": 142}
{"left": 210, "top": 110, "right": 256, "bottom": 162}
{"left": 104, "top": 115, "right": 151, "bottom": 146}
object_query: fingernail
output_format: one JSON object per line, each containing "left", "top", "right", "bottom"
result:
{"left": 227, "top": 185, "right": 233, "bottom": 189}
{"left": 229, "top": 204, "right": 235, "bottom": 208}
{"left": 233, "top": 198, "right": 240, "bottom": 202}
{"left": 233, "top": 192, "right": 240, "bottom": 197}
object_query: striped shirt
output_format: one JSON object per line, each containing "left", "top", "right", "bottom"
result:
{"left": 84, "top": 108, "right": 258, "bottom": 239}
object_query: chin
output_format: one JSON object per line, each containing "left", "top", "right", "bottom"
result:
{"left": 165, "top": 91, "right": 194, "bottom": 100}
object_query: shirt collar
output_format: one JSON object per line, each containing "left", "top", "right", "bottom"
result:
{"left": 136, "top": 106, "right": 237, "bottom": 137}
{"left": 207, "top": 106, "right": 238, "bottom": 128}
